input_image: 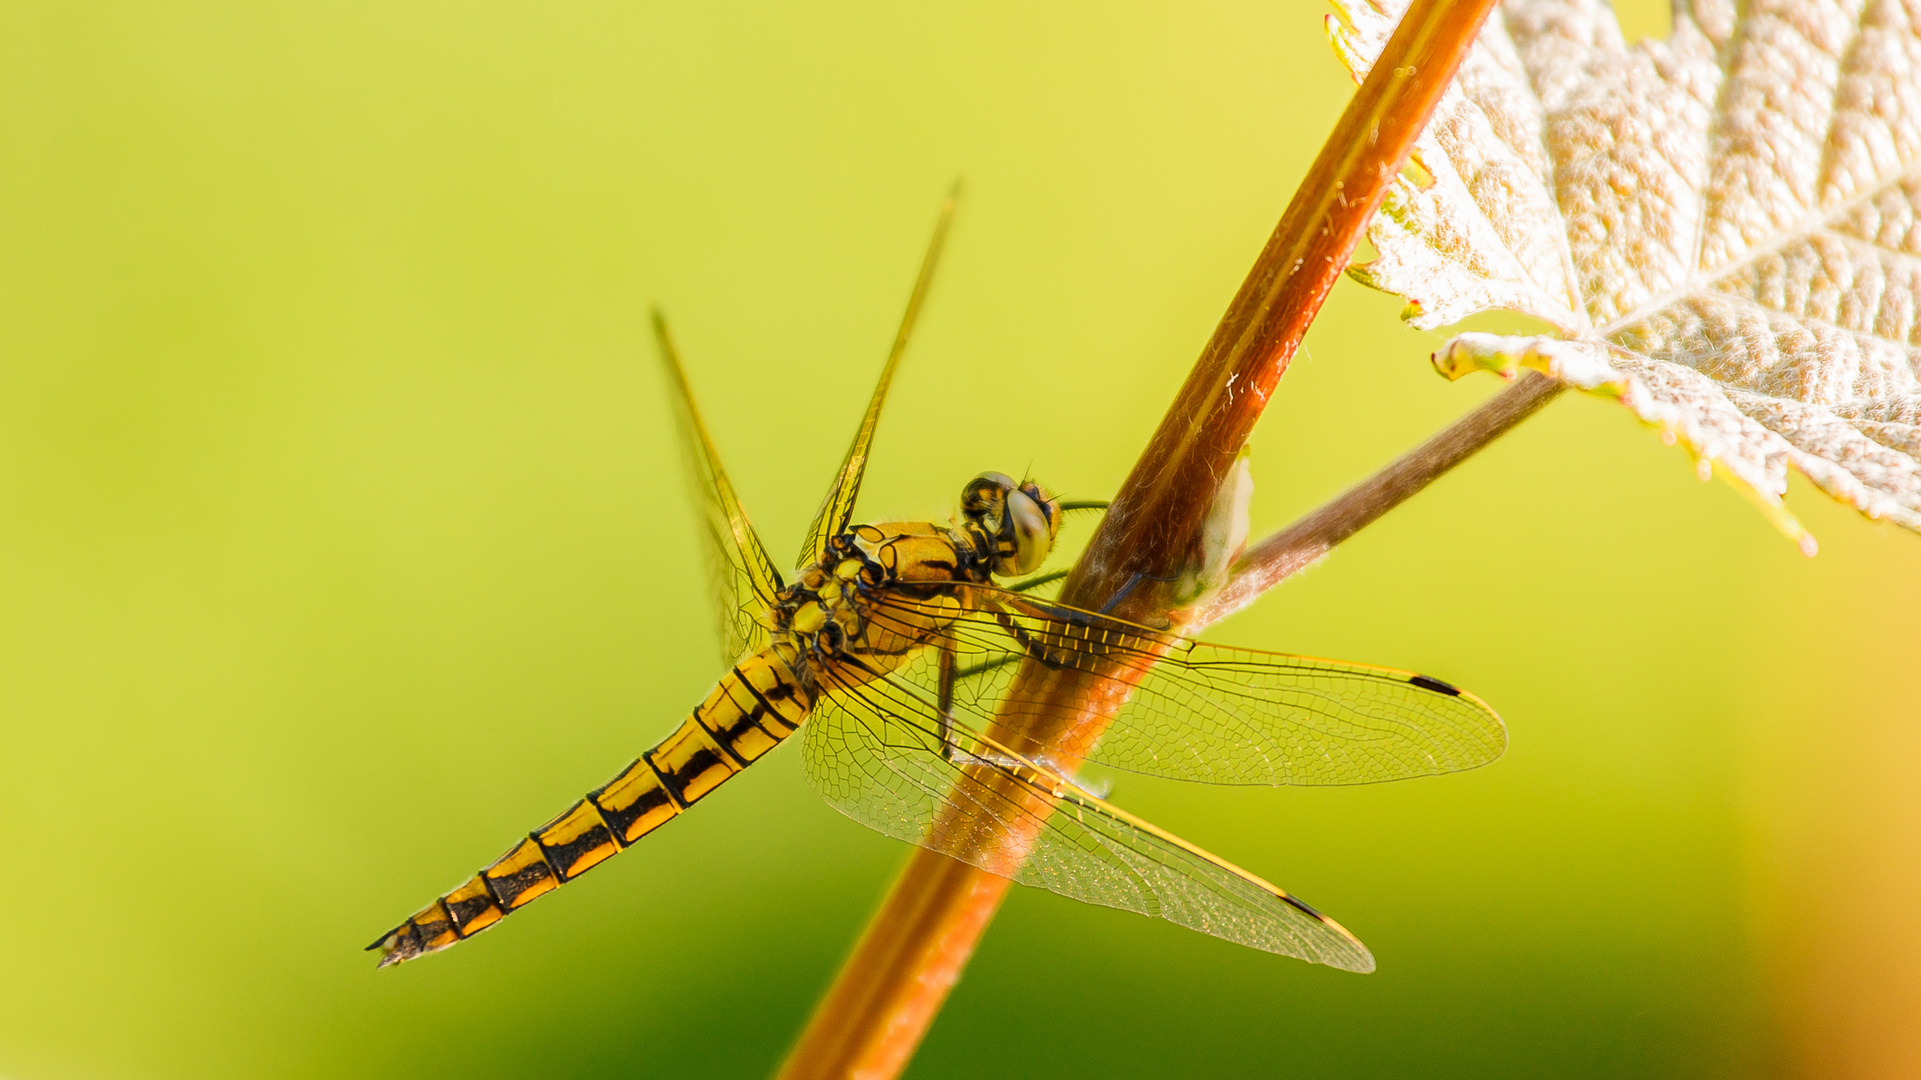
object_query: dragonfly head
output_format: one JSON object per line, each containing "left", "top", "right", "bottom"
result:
{"left": 960, "top": 471, "right": 1060, "bottom": 577}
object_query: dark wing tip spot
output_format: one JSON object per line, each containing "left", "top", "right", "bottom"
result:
{"left": 1408, "top": 674, "right": 1462, "bottom": 697}
{"left": 1281, "top": 893, "right": 1325, "bottom": 920}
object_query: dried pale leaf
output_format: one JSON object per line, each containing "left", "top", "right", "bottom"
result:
{"left": 1329, "top": 0, "right": 1921, "bottom": 543}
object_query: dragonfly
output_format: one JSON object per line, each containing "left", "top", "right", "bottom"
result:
{"left": 368, "top": 193, "right": 1505, "bottom": 974}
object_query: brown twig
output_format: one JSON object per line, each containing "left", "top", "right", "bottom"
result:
{"left": 776, "top": 0, "right": 1504, "bottom": 1076}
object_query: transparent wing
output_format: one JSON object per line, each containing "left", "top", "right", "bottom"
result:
{"left": 802, "top": 654, "right": 1374, "bottom": 971}
{"left": 796, "top": 186, "right": 958, "bottom": 568}
{"left": 652, "top": 310, "right": 784, "bottom": 665}
{"left": 858, "top": 587, "right": 1506, "bottom": 786}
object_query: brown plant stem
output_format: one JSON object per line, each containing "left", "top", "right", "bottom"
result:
{"left": 777, "top": 0, "right": 1502, "bottom": 1076}
{"left": 1195, "top": 371, "right": 1564, "bottom": 630}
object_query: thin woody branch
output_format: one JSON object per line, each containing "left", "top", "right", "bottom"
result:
{"left": 777, "top": 0, "right": 1505, "bottom": 1076}
{"left": 1195, "top": 371, "right": 1563, "bottom": 630}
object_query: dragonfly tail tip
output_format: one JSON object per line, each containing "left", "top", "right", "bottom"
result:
{"left": 367, "top": 926, "right": 421, "bottom": 968}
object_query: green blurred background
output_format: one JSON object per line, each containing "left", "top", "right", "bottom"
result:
{"left": 3, "top": 1, "right": 1916, "bottom": 1077}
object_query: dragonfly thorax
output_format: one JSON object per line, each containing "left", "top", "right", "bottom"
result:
{"left": 775, "top": 537, "right": 880, "bottom": 660}
{"left": 773, "top": 522, "right": 970, "bottom": 664}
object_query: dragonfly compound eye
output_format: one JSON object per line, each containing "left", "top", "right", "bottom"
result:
{"left": 960, "top": 471, "right": 1017, "bottom": 530}
{"left": 1000, "top": 488, "right": 1053, "bottom": 576}
{"left": 1017, "top": 481, "right": 1061, "bottom": 542}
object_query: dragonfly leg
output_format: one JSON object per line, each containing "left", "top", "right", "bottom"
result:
{"left": 935, "top": 642, "right": 962, "bottom": 763}
{"left": 931, "top": 639, "right": 1055, "bottom": 771}
{"left": 951, "top": 652, "right": 1022, "bottom": 682}
{"left": 1097, "top": 571, "right": 1177, "bottom": 615}
{"left": 990, "top": 607, "right": 1072, "bottom": 669}
{"left": 1004, "top": 569, "right": 1068, "bottom": 594}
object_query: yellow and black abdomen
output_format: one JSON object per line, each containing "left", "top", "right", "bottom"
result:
{"left": 369, "top": 647, "right": 814, "bottom": 966}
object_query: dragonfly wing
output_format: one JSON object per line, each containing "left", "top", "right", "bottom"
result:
{"left": 652, "top": 310, "right": 784, "bottom": 665}
{"left": 796, "top": 187, "right": 959, "bottom": 568}
{"left": 860, "top": 589, "right": 1507, "bottom": 786}
{"left": 801, "top": 653, "right": 1376, "bottom": 971}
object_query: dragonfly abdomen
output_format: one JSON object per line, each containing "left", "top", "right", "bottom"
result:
{"left": 369, "top": 647, "right": 815, "bottom": 967}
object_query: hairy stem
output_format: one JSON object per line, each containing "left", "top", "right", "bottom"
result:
{"left": 1196, "top": 372, "right": 1563, "bottom": 630}
{"left": 777, "top": 1, "right": 1502, "bottom": 1076}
